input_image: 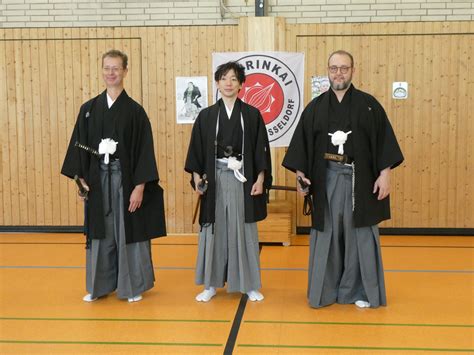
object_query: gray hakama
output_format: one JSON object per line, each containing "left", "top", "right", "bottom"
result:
{"left": 195, "top": 162, "right": 262, "bottom": 293}
{"left": 86, "top": 160, "right": 155, "bottom": 299}
{"left": 308, "top": 161, "right": 386, "bottom": 308}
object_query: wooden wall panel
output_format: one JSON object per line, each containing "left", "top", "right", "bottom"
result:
{"left": 0, "top": 33, "right": 6, "bottom": 225}
{"left": 5, "top": 37, "right": 19, "bottom": 225}
{"left": 289, "top": 21, "right": 474, "bottom": 229}
{"left": 0, "top": 22, "right": 472, "bottom": 231}
{"left": 0, "top": 30, "right": 141, "bottom": 226}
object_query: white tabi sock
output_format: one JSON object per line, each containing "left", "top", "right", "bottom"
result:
{"left": 355, "top": 300, "right": 371, "bottom": 308}
{"left": 247, "top": 290, "right": 264, "bottom": 302}
{"left": 128, "top": 295, "right": 143, "bottom": 303}
{"left": 83, "top": 294, "right": 98, "bottom": 302}
{"left": 195, "top": 287, "right": 216, "bottom": 302}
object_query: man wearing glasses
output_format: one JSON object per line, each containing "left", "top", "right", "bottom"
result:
{"left": 283, "top": 50, "right": 403, "bottom": 309}
{"left": 62, "top": 50, "right": 166, "bottom": 303}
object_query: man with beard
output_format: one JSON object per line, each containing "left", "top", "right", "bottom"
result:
{"left": 283, "top": 50, "right": 403, "bottom": 309}
{"left": 62, "top": 50, "right": 166, "bottom": 303}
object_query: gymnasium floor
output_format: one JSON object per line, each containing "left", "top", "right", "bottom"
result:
{"left": 0, "top": 233, "right": 473, "bottom": 354}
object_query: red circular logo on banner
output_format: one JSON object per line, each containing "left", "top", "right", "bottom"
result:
{"left": 238, "top": 73, "right": 284, "bottom": 125}
{"left": 214, "top": 53, "right": 302, "bottom": 145}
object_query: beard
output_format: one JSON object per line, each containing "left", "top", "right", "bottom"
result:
{"left": 329, "top": 77, "right": 351, "bottom": 91}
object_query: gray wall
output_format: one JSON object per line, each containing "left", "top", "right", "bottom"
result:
{"left": 1, "top": 0, "right": 473, "bottom": 28}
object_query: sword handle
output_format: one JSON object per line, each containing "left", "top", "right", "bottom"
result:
{"left": 74, "top": 175, "right": 88, "bottom": 199}
{"left": 197, "top": 173, "right": 208, "bottom": 193}
{"left": 297, "top": 176, "right": 309, "bottom": 193}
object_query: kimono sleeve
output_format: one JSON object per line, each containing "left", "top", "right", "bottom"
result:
{"left": 282, "top": 102, "right": 314, "bottom": 176}
{"left": 184, "top": 112, "right": 206, "bottom": 176}
{"left": 132, "top": 107, "right": 159, "bottom": 185}
{"left": 61, "top": 108, "right": 85, "bottom": 179}
{"left": 254, "top": 110, "right": 272, "bottom": 188}
{"left": 373, "top": 100, "right": 404, "bottom": 171}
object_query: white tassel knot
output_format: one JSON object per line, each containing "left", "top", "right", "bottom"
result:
{"left": 328, "top": 130, "right": 352, "bottom": 155}
{"left": 227, "top": 157, "right": 247, "bottom": 183}
{"left": 98, "top": 138, "right": 118, "bottom": 164}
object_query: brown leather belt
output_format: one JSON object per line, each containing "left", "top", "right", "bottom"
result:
{"left": 324, "top": 153, "right": 354, "bottom": 164}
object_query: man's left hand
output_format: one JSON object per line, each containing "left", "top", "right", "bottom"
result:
{"left": 129, "top": 183, "right": 145, "bottom": 212}
{"left": 251, "top": 171, "right": 265, "bottom": 196}
{"left": 251, "top": 181, "right": 263, "bottom": 195}
{"left": 373, "top": 168, "right": 391, "bottom": 200}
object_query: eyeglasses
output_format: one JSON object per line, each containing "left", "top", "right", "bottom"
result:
{"left": 103, "top": 66, "right": 123, "bottom": 73}
{"left": 328, "top": 66, "right": 352, "bottom": 74}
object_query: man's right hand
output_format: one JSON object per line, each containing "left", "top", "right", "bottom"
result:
{"left": 296, "top": 171, "right": 311, "bottom": 196}
{"left": 195, "top": 185, "right": 204, "bottom": 195}
{"left": 193, "top": 173, "right": 204, "bottom": 195}
{"left": 78, "top": 178, "right": 90, "bottom": 201}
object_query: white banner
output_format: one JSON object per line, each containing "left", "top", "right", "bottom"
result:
{"left": 212, "top": 52, "right": 304, "bottom": 147}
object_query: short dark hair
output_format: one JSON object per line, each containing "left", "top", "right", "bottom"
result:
{"left": 214, "top": 61, "right": 246, "bottom": 84}
{"left": 102, "top": 49, "right": 128, "bottom": 69}
{"left": 328, "top": 50, "right": 354, "bottom": 67}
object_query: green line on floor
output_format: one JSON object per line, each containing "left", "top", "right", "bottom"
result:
{"left": 0, "top": 340, "right": 222, "bottom": 347}
{"left": 238, "top": 344, "right": 474, "bottom": 352}
{"left": 0, "top": 317, "right": 229, "bottom": 323}
{"left": 245, "top": 320, "right": 474, "bottom": 328}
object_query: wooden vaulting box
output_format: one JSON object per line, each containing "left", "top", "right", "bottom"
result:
{"left": 257, "top": 200, "right": 292, "bottom": 246}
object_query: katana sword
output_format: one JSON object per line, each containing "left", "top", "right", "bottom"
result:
{"left": 192, "top": 174, "right": 208, "bottom": 224}
{"left": 268, "top": 178, "right": 312, "bottom": 216}
{"left": 74, "top": 141, "right": 101, "bottom": 157}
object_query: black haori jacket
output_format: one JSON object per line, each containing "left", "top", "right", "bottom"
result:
{"left": 61, "top": 90, "right": 166, "bottom": 243}
{"left": 282, "top": 85, "right": 404, "bottom": 231}
{"left": 185, "top": 98, "right": 272, "bottom": 225}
